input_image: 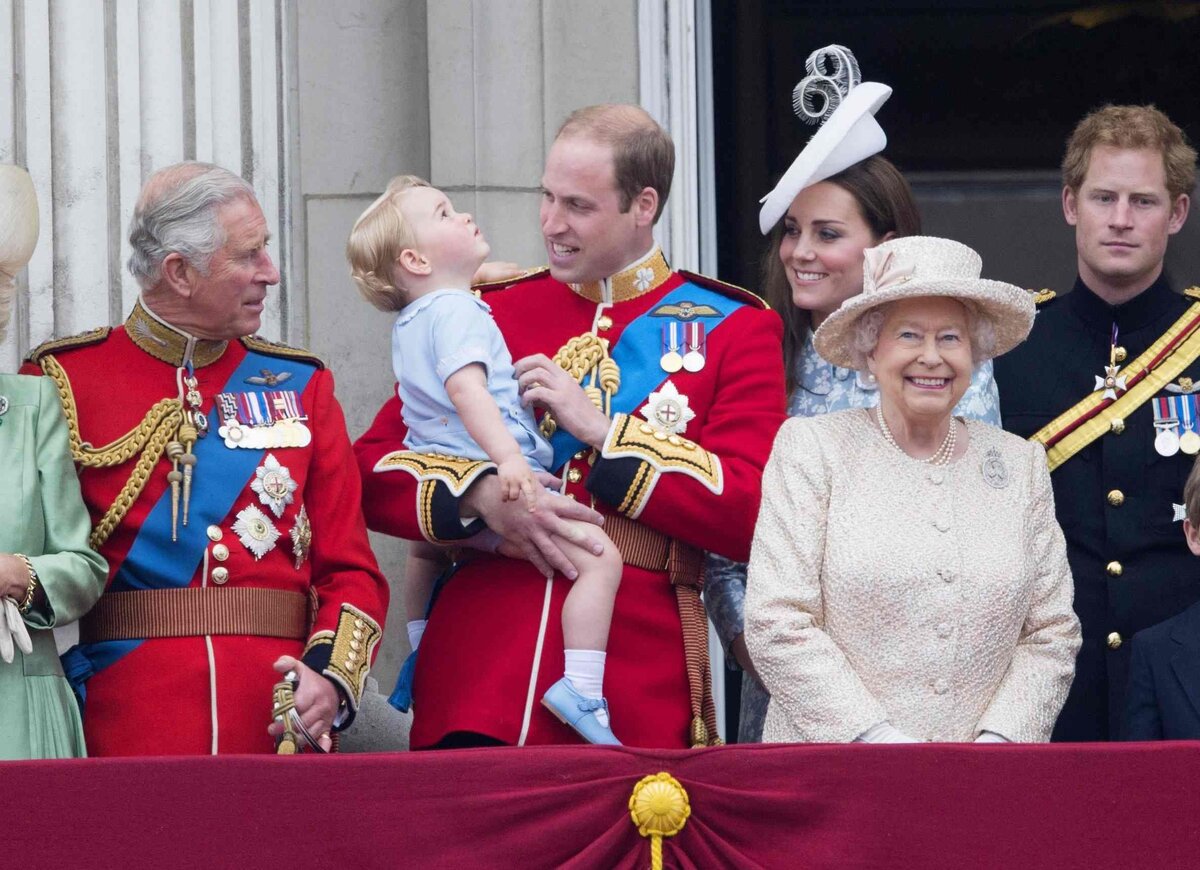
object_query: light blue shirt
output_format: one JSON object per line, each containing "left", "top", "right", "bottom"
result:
{"left": 392, "top": 289, "right": 553, "bottom": 472}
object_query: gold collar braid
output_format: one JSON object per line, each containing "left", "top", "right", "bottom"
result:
{"left": 126, "top": 299, "right": 228, "bottom": 368}
{"left": 571, "top": 247, "right": 671, "bottom": 304}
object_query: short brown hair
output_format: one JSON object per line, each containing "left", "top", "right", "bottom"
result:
{"left": 762, "top": 155, "right": 922, "bottom": 397}
{"left": 345, "top": 175, "right": 431, "bottom": 312}
{"left": 556, "top": 104, "right": 675, "bottom": 222}
{"left": 1062, "top": 105, "right": 1197, "bottom": 200}
{"left": 1185, "top": 456, "right": 1200, "bottom": 526}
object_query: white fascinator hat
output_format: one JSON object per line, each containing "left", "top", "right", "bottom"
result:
{"left": 758, "top": 45, "right": 892, "bottom": 235}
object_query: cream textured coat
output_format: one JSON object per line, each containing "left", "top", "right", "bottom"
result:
{"left": 745, "top": 410, "right": 1080, "bottom": 743}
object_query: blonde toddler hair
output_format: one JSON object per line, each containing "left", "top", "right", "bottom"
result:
{"left": 346, "top": 174, "right": 431, "bottom": 312}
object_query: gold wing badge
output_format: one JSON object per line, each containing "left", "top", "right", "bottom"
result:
{"left": 649, "top": 301, "right": 723, "bottom": 321}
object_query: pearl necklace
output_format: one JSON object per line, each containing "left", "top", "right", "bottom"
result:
{"left": 874, "top": 407, "right": 957, "bottom": 466}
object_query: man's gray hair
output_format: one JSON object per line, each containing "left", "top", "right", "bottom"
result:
{"left": 127, "top": 162, "right": 256, "bottom": 290}
{"left": 848, "top": 300, "right": 997, "bottom": 371}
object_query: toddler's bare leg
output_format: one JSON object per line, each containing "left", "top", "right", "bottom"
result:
{"left": 404, "top": 541, "right": 447, "bottom": 622}
{"left": 404, "top": 541, "right": 449, "bottom": 651}
{"left": 554, "top": 523, "right": 622, "bottom": 651}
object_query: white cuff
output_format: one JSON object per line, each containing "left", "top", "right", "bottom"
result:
{"left": 855, "top": 721, "right": 920, "bottom": 744}
{"left": 974, "top": 730, "right": 1010, "bottom": 743}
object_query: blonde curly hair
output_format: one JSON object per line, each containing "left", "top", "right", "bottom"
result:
{"left": 346, "top": 174, "right": 431, "bottom": 312}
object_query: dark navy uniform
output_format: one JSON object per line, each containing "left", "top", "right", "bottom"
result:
{"left": 995, "top": 274, "right": 1200, "bottom": 740}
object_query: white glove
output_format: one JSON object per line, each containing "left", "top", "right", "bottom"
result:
{"left": 0, "top": 597, "right": 33, "bottom": 664}
{"left": 974, "top": 730, "right": 1009, "bottom": 743}
{"left": 855, "top": 721, "right": 922, "bottom": 743}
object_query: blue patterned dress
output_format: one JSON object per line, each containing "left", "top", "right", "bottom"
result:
{"left": 704, "top": 331, "right": 1002, "bottom": 742}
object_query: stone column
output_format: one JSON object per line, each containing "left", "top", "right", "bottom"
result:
{"left": 0, "top": 0, "right": 294, "bottom": 370}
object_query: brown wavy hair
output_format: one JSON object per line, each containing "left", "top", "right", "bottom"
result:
{"left": 1062, "top": 104, "right": 1197, "bottom": 200}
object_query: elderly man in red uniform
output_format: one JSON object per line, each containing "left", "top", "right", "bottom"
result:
{"left": 354, "top": 104, "right": 785, "bottom": 748}
{"left": 22, "top": 162, "right": 388, "bottom": 755}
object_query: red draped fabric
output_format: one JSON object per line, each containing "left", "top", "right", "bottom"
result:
{"left": 8, "top": 743, "right": 1200, "bottom": 868}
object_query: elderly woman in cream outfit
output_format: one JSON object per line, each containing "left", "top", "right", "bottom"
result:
{"left": 745, "top": 236, "right": 1080, "bottom": 744}
{"left": 0, "top": 165, "right": 107, "bottom": 759}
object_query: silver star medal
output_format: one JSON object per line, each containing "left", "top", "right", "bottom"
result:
{"left": 251, "top": 453, "right": 298, "bottom": 518}
{"left": 639, "top": 380, "right": 696, "bottom": 435}
{"left": 290, "top": 505, "right": 312, "bottom": 570}
{"left": 1094, "top": 364, "right": 1127, "bottom": 401}
{"left": 232, "top": 504, "right": 281, "bottom": 560}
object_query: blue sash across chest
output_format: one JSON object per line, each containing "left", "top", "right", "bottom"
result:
{"left": 62, "top": 349, "right": 316, "bottom": 698}
{"left": 548, "top": 281, "right": 743, "bottom": 469}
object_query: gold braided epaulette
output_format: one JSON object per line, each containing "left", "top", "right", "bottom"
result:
{"left": 240, "top": 335, "right": 324, "bottom": 369}
{"left": 677, "top": 270, "right": 768, "bottom": 310}
{"left": 1028, "top": 288, "right": 1057, "bottom": 306}
{"left": 472, "top": 266, "right": 550, "bottom": 295}
{"left": 25, "top": 326, "right": 111, "bottom": 363}
{"left": 1183, "top": 286, "right": 1200, "bottom": 301}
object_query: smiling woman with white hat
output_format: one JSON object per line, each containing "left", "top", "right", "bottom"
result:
{"left": 742, "top": 235, "right": 1081, "bottom": 744}
{"left": 705, "top": 46, "right": 1000, "bottom": 744}
{"left": 0, "top": 164, "right": 107, "bottom": 759}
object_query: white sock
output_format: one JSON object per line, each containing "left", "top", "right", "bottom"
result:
{"left": 407, "top": 619, "right": 427, "bottom": 652}
{"left": 564, "top": 649, "right": 609, "bottom": 727}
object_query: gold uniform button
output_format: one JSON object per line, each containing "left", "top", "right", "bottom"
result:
{"left": 1106, "top": 490, "right": 1125, "bottom": 507}
{"left": 1107, "top": 631, "right": 1123, "bottom": 650}
{"left": 1106, "top": 560, "right": 1123, "bottom": 577}
{"left": 597, "top": 315, "right": 614, "bottom": 331}
{"left": 573, "top": 451, "right": 586, "bottom": 461}
{"left": 212, "top": 544, "right": 230, "bottom": 561}
{"left": 211, "top": 567, "right": 229, "bottom": 585}
{"left": 206, "top": 525, "right": 223, "bottom": 542}
{"left": 1113, "top": 346, "right": 1127, "bottom": 363}
{"left": 1110, "top": 417, "right": 1125, "bottom": 435}
{"left": 567, "top": 467, "right": 582, "bottom": 483}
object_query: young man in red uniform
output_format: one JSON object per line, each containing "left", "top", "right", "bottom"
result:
{"left": 22, "top": 162, "right": 389, "bottom": 755}
{"left": 354, "top": 104, "right": 786, "bottom": 748}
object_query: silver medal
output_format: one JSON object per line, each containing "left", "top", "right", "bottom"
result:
{"left": 251, "top": 453, "right": 298, "bottom": 518}
{"left": 660, "top": 351, "right": 683, "bottom": 373}
{"left": 1156, "top": 427, "right": 1181, "bottom": 457}
{"left": 682, "top": 350, "right": 705, "bottom": 373}
{"left": 232, "top": 504, "right": 281, "bottom": 560}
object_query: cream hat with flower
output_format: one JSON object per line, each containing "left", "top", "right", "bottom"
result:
{"left": 758, "top": 45, "right": 891, "bottom": 235}
{"left": 813, "top": 236, "right": 1035, "bottom": 370}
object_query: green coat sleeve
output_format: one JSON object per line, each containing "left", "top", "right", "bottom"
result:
{"left": 23, "top": 377, "right": 107, "bottom": 629}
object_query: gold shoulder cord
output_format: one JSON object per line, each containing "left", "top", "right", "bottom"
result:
{"left": 539, "top": 333, "right": 620, "bottom": 438}
{"left": 41, "top": 354, "right": 184, "bottom": 549}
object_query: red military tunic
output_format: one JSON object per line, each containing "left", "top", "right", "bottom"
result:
{"left": 354, "top": 248, "right": 785, "bottom": 748}
{"left": 22, "top": 301, "right": 389, "bottom": 755}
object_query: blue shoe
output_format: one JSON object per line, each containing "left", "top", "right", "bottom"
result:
{"left": 541, "top": 677, "right": 622, "bottom": 746}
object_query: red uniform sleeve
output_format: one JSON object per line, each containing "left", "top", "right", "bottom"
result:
{"left": 353, "top": 394, "right": 492, "bottom": 544}
{"left": 297, "top": 369, "right": 391, "bottom": 715}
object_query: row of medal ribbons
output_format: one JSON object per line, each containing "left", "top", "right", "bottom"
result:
{"left": 1153, "top": 394, "right": 1200, "bottom": 456}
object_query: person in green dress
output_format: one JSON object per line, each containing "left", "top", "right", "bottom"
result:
{"left": 0, "top": 164, "right": 107, "bottom": 760}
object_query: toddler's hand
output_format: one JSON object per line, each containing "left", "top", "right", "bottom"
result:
{"left": 497, "top": 457, "right": 539, "bottom": 512}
